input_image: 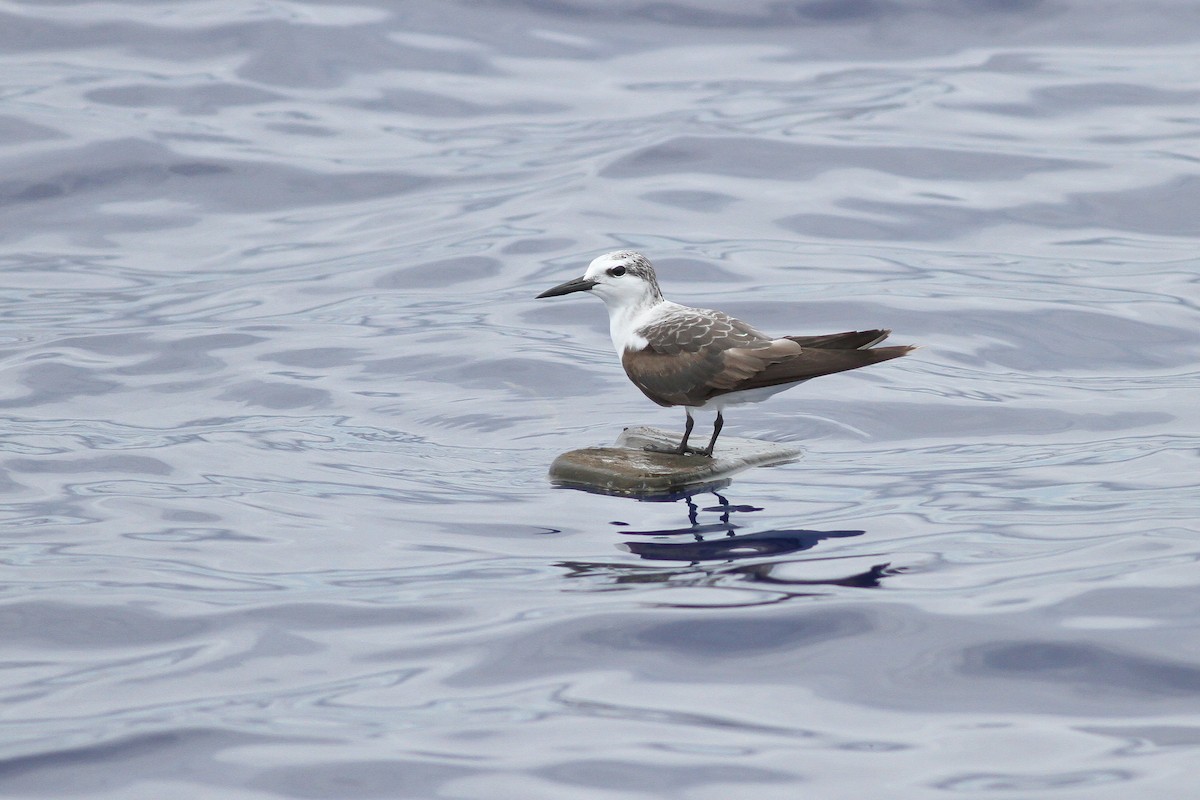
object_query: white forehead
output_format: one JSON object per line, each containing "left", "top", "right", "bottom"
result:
{"left": 584, "top": 251, "right": 634, "bottom": 279}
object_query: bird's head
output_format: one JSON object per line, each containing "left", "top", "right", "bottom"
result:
{"left": 536, "top": 250, "right": 663, "bottom": 310}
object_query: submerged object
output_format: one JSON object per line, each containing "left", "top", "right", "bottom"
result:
{"left": 548, "top": 426, "right": 802, "bottom": 498}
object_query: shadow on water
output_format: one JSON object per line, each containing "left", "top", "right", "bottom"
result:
{"left": 557, "top": 490, "right": 895, "bottom": 600}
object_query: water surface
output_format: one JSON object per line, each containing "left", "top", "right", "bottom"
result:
{"left": 2, "top": 1, "right": 1199, "bottom": 797}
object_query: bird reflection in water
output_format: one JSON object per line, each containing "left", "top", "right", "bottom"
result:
{"left": 558, "top": 491, "right": 895, "bottom": 599}
{"left": 619, "top": 491, "right": 863, "bottom": 561}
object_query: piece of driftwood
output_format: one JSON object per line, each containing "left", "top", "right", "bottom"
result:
{"left": 548, "top": 425, "right": 803, "bottom": 498}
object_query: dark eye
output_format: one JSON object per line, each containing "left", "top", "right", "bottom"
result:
{"left": 608, "top": 265, "right": 627, "bottom": 277}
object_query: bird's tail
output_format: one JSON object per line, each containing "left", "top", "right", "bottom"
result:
{"left": 730, "top": 341, "right": 915, "bottom": 393}
{"left": 785, "top": 329, "right": 892, "bottom": 350}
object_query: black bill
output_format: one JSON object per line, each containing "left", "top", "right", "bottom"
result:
{"left": 536, "top": 276, "right": 598, "bottom": 298}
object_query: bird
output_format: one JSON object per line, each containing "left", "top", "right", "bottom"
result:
{"left": 536, "top": 250, "right": 914, "bottom": 457}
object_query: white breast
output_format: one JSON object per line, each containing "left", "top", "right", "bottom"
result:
{"left": 608, "top": 300, "right": 678, "bottom": 356}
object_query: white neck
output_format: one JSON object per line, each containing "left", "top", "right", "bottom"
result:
{"left": 603, "top": 296, "right": 674, "bottom": 354}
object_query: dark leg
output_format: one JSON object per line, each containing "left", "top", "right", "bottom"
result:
{"left": 699, "top": 411, "right": 723, "bottom": 457}
{"left": 642, "top": 409, "right": 697, "bottom": 455}
{"left": 675, "top": 410, "right": 695, "bottom": 455}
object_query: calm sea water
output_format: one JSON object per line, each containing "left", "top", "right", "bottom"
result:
{"left": 2, "top": 1, "right": 1199, "bottom": 797}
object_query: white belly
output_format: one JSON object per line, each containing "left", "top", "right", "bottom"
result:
{"left": 695, "top": 381, "right": 808, "bottom": 410}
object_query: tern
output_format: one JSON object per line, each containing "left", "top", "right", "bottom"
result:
{"left": 537, "top": 250, "right": 914, "bottom": 457}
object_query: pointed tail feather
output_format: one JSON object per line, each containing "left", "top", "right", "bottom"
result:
{"left": 785, "top": 329, "right": 891, "bottom": 350}
{"left": 724, "top": 344, "right": 914, "bottom": 395}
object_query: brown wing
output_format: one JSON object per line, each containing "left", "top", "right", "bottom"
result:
{"left": 620, "top": 308, "right": 796, "bottom": 406}
{"left": 621, "top": 309, "right": 913, "bottom": 407}
{"left": 622, "top": 338, "right": 804, "bottom": 406}
{"left": 641, "top": 307, "right": 773, "bottom": 355}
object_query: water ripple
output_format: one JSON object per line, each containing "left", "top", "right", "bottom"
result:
{"left": 2, "top": 1, "right": 1200, "bottom": 796}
